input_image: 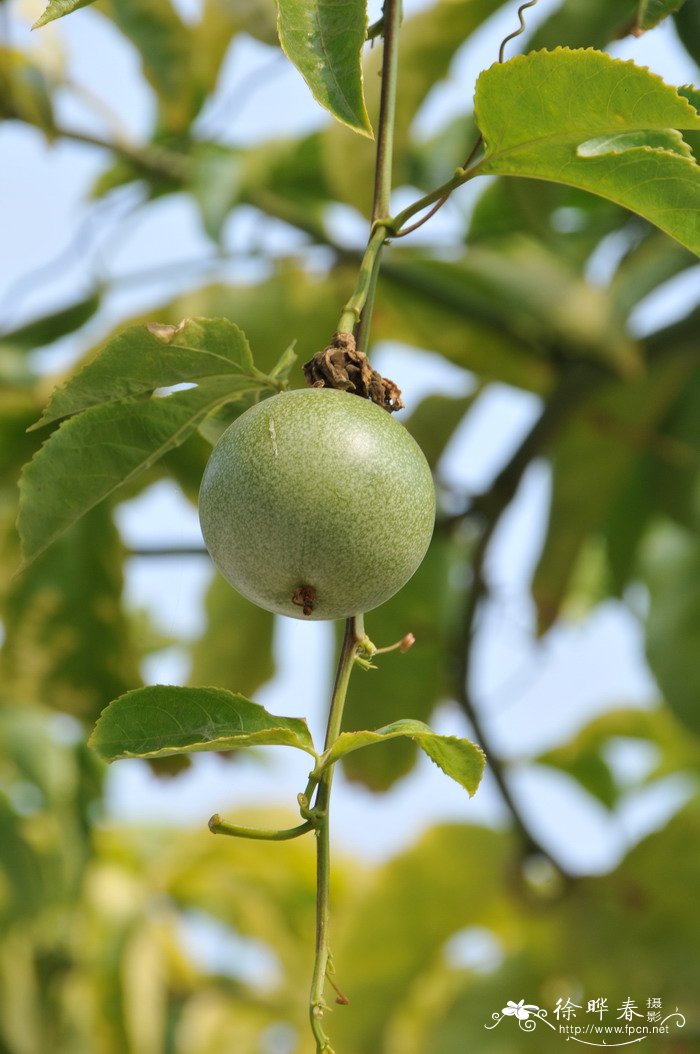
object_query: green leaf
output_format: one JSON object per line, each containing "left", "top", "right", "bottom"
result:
{"left": 190, "top": 144, "right": 244, "bottom": 242}
{"left": 527, "top": 0, "right": 636, "bottom": 49}
{"left": 18, "top": 376, "right": 261, "bottom": 567}
{"left": 533, "top": 354, "right": 696, "bottom": 631}
{"left": 1, "top": 503, "right": 140, "bottom": 721}
{"left": 319, "top": 719, "right": 485, "bottom": 796}
{"left": 189, "top": 575, "right": 275, "bottom": 698}
{"left": 89, "top": 684, "right": 316, "bottom": 761}
{"left": 404, "top": 392, "right": 477, "bottom": 472}
{"left": 383, "top": 242, "right": 638, "bottom": 382}
{"left": 32, "top": 0, "right": 93, "bottom": 27}
{"left": 468, "top": 177, "right": 628, "bottom": 269}
{"left": 0, "top": 293, "right": 101, "bottom": 354}
{"left": 339, "top": 538, "right": 463, "bottom": 791}
{"left": 33, "top": 317, "right": 256, "bottom": 430}
{"left": 276, "top": 0, "right": 372, "bottom": 137}
{"left": 475, "top": 49, "right": 700, "bottom": 254}
{"left": 0, "top": 49, "right": 54, "bottom": 134}
{"left": 100, "top": 0, "right": 195, "bottom": 134}
{"left": 535, "top": 706, "right": 700, "bottom": 809}
{"left": 577, "top": 128, "right": 692, "bottom": 159}
{"left": 644, "top": 526, "right": 700, "bottom": 736}
{"left": 638, "top": 0, "right": 687, "bottom": 31}
{"left": 675, "top": 0, "right": 700, "bottom": 65}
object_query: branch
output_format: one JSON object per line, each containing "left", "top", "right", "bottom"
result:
{"left": 452, "top": 365, "right": 605, "bottom": 882}
{"left": 5, "top": 109, "right": 189, "bottom": 182}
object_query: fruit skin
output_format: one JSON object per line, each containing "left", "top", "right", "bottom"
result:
{"left": 198, "top": 388, "right": 436, "bottom": 621}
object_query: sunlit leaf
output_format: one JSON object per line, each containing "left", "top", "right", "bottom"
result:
{"left": 277, "top": 0, "right": 372, "bottom": 136}
{"left": 90, "top": 684, "right": 316, "bottom": 760}
{"left": 331, "top": 824, "right": 510, "bottom": 1052}
{"left": 475, "top": 49, "right": 700, "bottom": 254}
{"left": 319, "top": 719, "right": 485, "bottom": 796}
{"left": 32, "top": 0, "right": 93, "bottom": 26}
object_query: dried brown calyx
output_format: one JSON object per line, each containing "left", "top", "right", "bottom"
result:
{"left": 303, "top": 332, "right": 404, "bottom": 413}
{"left": 292, "top": 585, "right": 317, "bottom": 617}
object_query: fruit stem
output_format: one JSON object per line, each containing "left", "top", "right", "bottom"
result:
{"left": 337, "top": 224, "right": 388, "bottom": 334}
{"left": 309, "top": 614, "right": 364, "bottom": 1052}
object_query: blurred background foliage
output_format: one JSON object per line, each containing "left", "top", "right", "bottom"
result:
{"left": 1, "top": 0, "right": 700, "bottom": 1050}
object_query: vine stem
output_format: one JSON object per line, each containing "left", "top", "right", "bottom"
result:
{"left": 308, "top": 614, "right": 364, "bottom": 1053}
{"left": 352, "top": 0, "right": 403, "bottom": 355}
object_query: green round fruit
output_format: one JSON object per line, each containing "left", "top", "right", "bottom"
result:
{"left": 198, "top": 388, "right": 435, "bottom": 620}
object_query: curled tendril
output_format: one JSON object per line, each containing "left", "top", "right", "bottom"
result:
{"left": 393, "top": 0, "right": 542, "bottom": 240}
{"left": 499, "top": 0, "right": 541, "bottom": 63}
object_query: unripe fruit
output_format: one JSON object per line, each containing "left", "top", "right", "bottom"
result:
{"left": 198, "top": 388, "right": 436, "bottom": 620}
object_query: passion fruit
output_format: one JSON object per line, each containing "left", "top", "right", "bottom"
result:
{"left": 198, "top": 388, "right": 435, "bottom": 621}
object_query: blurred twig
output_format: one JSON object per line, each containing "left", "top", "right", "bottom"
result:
{"left": 451, "top": 365, "right": 605, "bottom": 882}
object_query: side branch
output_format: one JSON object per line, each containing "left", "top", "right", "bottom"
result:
{"left": 453, "top": 365, "right": 605, "bottom": 882}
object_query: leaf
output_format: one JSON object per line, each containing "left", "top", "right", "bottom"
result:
{"left": 276, "top": 0, "right": 372, "bottom": 137}
{"left": 339, "top": 538, "right": 463, "bottom": 791}
{"left": 643, "top": 526, "right": 700, "bottom": 736}
{"left": 609, "top": 227, "right": 696, "bottom": 321}
{"left": 1, "top": 503, "right": 140, "bottom": 721}
{"left": 0, "top": 292, "right": 101, "bottom": 353}
{"left": 190, "top": 144, "right": 244, "bottom": 242}
{"left": 528, "top": 0, "right": 636, "bottom": 49}
{"left": 18, "top": 376, "right": 262, "bottom": 567}
{"left": 89, "top": 684, "right": 316, "bottom": 761}
{"left": 475, "top": 49, "right": 700, "bottom": 255}
{"left": 532, "top": 353, "right": 696, "bottom": 632}
{"left": 468, "top": 177, "right": 629, "bottom": 269}
{"left": 319, "top": 719, "right": 485, "bottom": 796}
{"left": 189, "top": 575, "right": 275, "bottom": 698}
{"left": 323, "top": 0, "right": 507, "bottom": 213}
{"left": 675, "top": 0, "right": 700, "bottom": 65}
{"left": 0, "top": 49, "right": 54, "bottom": 134}
{"left": 577, "top": 128, "right": 692, "bottom": 159}
{"left": 382, "top": 242, "right": 638, "bottom": 383}
{"left": 638, "top": 0, "right": 687, "bottom": 31}
{"left": 32, "top": 0, "right": 93, "bottom": 27}
{"left": 100, "top": 0, "right": 195, "bottom": 134}
{"left": 331, "top": 825, "right": 509, "bottom": 1052}
{"left": 535, "top": 706, "right": 700, "bottom": 809}
{"left": 404, "top": 392, "right": 477, "bottom": 472}
{"left": 33, "top": 317, "right": 256, "bottom": 430}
